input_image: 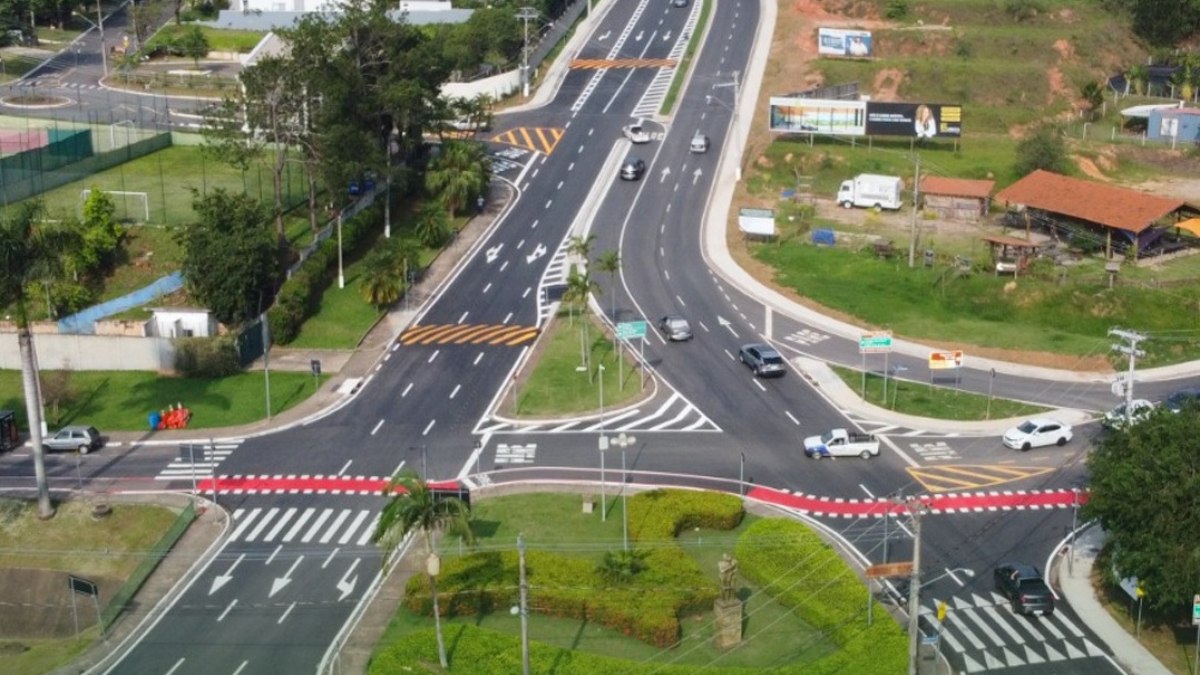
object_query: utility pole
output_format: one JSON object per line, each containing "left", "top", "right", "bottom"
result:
{"left": 1109, "top": 328, "right": 1146, "bottom": 426}
{"left": 905, "top": 495, "right": 927, "bottom": 675}
{"left": 516, "top": 7, "right": 539, "bottom": 98}
{"left": 517, "top": 534, "right": 531, "bottom": 675}
{"left": 907, "top": 155, "right": 921, "bottom": 268}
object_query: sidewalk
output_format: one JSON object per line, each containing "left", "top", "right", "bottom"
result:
{"left": 1056, "top": 526, "right": 1171, "bottom": 675}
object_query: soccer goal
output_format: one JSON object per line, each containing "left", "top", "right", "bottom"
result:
{"left": 80, "top": 189, "right": 150, "bottom": 223}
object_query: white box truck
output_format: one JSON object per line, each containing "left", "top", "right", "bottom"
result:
{"left": 836, "top": 174, "right": 903, "bottom": 210}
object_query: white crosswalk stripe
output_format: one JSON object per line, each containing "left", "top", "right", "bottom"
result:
{"left": 154, "top": 441, "right": 241, "bottom": 481}
{"left": 227, "top": 506, "right": 380, "bottom": 548}
{"left": 477, "top": 390, "right": 719, "bottom": 434}
{"left": 930, "top": 594, "right": 1109, "bottom": 672}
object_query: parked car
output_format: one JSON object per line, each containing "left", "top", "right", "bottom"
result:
{"left": 738, "top": 343, "right": 785, "bottom": 378}
{"left": 43, "top": 425, "right": 102, "bottom": 454}
{"left": 993, "top": 563, "right": 1055, "bottom": 616}
{"left": 1165, "top": 387, "right": 1200, "bottom": 413}
{"left": 620, "top": 156, "right": 646, "bottom": 181}
{"left": 658, "top": 315, "right": 693, "bottom": 341}
{"left": 621, "top": 120, "right": 651, "bottom": 144}
{"left": 1103, "top": 399, "right": 1155, "bottom": 429}
{"left": 1002, "top": 417, "right": 1072, "bottom": 451}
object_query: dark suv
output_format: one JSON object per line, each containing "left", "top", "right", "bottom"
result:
{"left": 994, "top": 563, "right": 1054, "bottom": 616}
{"left": 738, "top": 343, "right": 786, "bottom": 378}
{"left": 1165, "top": 387, "right": 1200, "bottom": 414}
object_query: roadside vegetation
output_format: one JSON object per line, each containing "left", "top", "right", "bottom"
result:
{"left": 369, "top": 490, "right": 906, "bottom": 672}
{"left": 0, "top": 499, "right": 181, "bottom": 675}
{"left": 828, "top": 364, "right": 1049, "bottom": 420}
{"left": 737, "top": 0, "right": 1200, "bottom": 369}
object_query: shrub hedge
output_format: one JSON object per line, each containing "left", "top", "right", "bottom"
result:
{"left": 627, "top": 488, "right": 744, "bottom": 541}
{"left": 267, "top": 204, "right": 383, "bottom": 344}
{"left": 735, "top": 519, "right": 908, "bottom": 673}
{"left": 402, "top": 490, "right": 739, "bottom": 648}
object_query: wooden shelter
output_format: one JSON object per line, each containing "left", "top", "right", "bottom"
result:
{"left": 982, "top": 235, "right": 1040, "bottom": 276}
{"left": 920, "top": 176, "right": 995, "bottom": 221}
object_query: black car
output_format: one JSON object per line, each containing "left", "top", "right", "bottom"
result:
{"left": 738, "top": 343, "right": 786, "bottom": 378}
{"left": 620, "top": 156, "right": 646, "bottom": 181}
{"left": 993, "top": 563, "right": 1055, "bottom": 616}
{"left": 1165, "top": 387, "right": 1200, "bottom": 413}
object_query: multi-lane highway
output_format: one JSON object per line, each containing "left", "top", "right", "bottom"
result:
{"left": 5, "top": 0, "right": 1192, "bottom": 673}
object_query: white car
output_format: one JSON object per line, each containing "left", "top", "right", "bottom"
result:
{"left": 1103, "top": 399, "right": 1155, "bottom": 429}
{"left": 621, "top": 120, "right": 651, "bottom": 144}
{"left": 1002, "top": 418, "right": 1073, "bottom": 451}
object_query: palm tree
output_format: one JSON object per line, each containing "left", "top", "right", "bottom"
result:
{"left": 1127, "top": 64, "right": 1149, "bottom": 96}
{"left": 594, "top": 250, "right": 621, "bottom": 321}
{"left": 359, "top": 248, "right": 404, "bottom": 310}
{"left": 426, "top": 142, "right": 491, "bottom": 218}
{"left": 0, "top": 203, "right": 76, "bottom": 519}
{"left": 566, "top": 233, "right": 596, "bottom": 264}
{"left": 563, "top": 268, "right": 600, "bottom": 372}
{"left": 414, "top": 202, "right": 450, "bottom": 248}
{"left": 373, "top": 472, "right": 473, "bottom": 670}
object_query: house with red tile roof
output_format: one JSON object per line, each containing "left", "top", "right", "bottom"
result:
{"left": 920, "top": 176, "right": 995, "bottom": 221}
{"left": 993, "top": 170, "right": 1190, "bottom": 259}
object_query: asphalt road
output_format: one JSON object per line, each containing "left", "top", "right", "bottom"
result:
{"left": 0, "top": 0, "right": 1164, "bottom": 673}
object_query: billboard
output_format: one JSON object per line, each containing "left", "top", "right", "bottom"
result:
{"left": 769, "top": 97, "right": 866, "bottom": 136}
{"left": 928, "top": 350, "right": 964, "bottom": 370}
{"left": 818, "top": 28, "right": 873, "bottom": 58}
{"left": 865, "top": 102, "right": 963, "bottom": 138}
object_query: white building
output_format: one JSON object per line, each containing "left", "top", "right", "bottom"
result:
{"left": 149, "top": 308, "right": 219, "bottom": 338}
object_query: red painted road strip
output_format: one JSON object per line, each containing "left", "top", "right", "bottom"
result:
{"left": 192, "top": 475, "right": 1087, "bottom": 518}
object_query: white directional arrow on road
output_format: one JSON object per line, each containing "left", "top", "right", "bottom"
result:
{"left": 663, "top": 31, "right": 672, "bottom": 42}
{"left": 486, "top": 244, "right": 503, "bottom": 264}
{"left": 635, "top": 30, "right": 644, "bottom": 41}
{"left": 337, "top": 558, "right": 361, "bottom": 601}
{"left": 718, "top": 316, "right": 739, "bottom": 338}
{"left": 209, "top": 553, "right": 245, "bottom": 595}
{"left": 598, "top": 30, "right": 611, "bottom": 41}
{"left": 526, "top": 243, "right": 547, "bottom": 264}
{"left": 270, "top": 555, "right": 304, "bottom": 598}
{"left": 692, "top": 168, "right": 703, "bottom": 185}
{"left": 659, "top": 166, "right": 672, "bottom": 183}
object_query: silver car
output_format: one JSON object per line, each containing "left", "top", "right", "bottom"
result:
{"left": 738, "top": 343, "right": 785, "bottom": 378}
{"left": 658, "top": 315, "right": 693, "bottom": 341}
{"left": 43, "top": 425, "right": 102, "bottom": 454}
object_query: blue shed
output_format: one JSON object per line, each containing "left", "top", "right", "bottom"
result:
{"left": 1147, "top": 107, "right": 1200, "bottom": 142}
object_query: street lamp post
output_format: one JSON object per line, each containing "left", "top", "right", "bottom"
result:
{"left": 516, "top": 7, "right": 539, "bottom": 99}
{"left": 73, "top": 2, "right": 108, "bottom": 77}
{"left": 708, "top": 71, "right": 742, "bottom": 181}
{"left": 597, "top": 363, "right": 607, "bottom": 521}
{"left": 607, "top": 432, "right": 637, "bottom": 551}
{"left": 336, "top": 210, "right": 345, "bottom": 288}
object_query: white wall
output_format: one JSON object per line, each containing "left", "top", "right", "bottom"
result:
{"left": 151, "top": 310, "right": 216, "bottom": 338}
{"left": 442, "top": 69, "right": 522, "bottom": 103}
{"left": 0, "top": 334, "right": 175, "bottom": 371}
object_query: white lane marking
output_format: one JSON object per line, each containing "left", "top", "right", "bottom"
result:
{"left": 698, "top": 320, "right": 709, "bottom": 332}
{"left": 166, "top": 659, "right": 187, "bottom": 675}
{"left": 664, "top": 269, "right": 670, "bottom": 280}
{"left": 945, "top": 567, "right": 968, "bottom": 587}
{"left": 568, "top": 162, "right": 575, "bottom": 170}
{"left": 483, "top": 282, "right": 491, "bottom": 293}
{"left": 556, "top": 181, "right": 564, "bottom": 190}
{"left": 339, "top": 510, "right": 373, "bottom": 545}
{"left": 753, "top": 379, "right": 766, "bottom": 392}
{"left": 428, "top": 350, "right": 439, "bottom": 364}
{"left": 370, "top": 419, "right": 384, "bottom": 435}
{"left": 264, "top": 511, "right": 298, "bottom": 543}
{"left": 217, "top": 601, "right": 236, "bottom": 623}
{"left": 337, "top": 460, "right": 352, "bottom": 475}
{"left": 265, "top": 544, "right": 282, "bottom": 565}
{"left": 517, "top": 239, "right": 525, "bottom": 248}
{"left": 401, "top": 383, "right": 413, "bottom": 397}
{"left": 500, "top": 260, "right": 509, "bottom": 272}
{"left": 473, "top": 353, "right": 484, "bottom": 365}
{"left": 675, "top": 294, "right": 685, "bottom": 307}
{"left": 233, "top": 660, "right": 249, "bottom": 675}
{"left": 450, "top": 384, "right": 461, "bottom": 399}
{"left": 859, "top": 484, "right": 875, "bottom": 498}
{"left": 319, "top": 509, "right": 353, "bottom": 544}
{"left": 522, "top": 287, "right": 531, "bottom": 298}
{"left": 282, "top": 509, "right": 316, "bottom": 542}
{"left": 322, "top": 548, "right": 339, "bottom": 569}
{"left": 503, "top": 312, "right": 513, "bottom": 324}
{"left": 458, "top": 311, "right": 469, "bottom": 324}
{"left": 544, "top": 200, "right": 552, "bottom": 209}
{"left": 423, "top": 419, "right": 436, "bottom": 435}
{"left": 278, "top": 602, "right": 296, "bottom": 624}
{"left": 785, "top": 411, "right": 800, "bottom": 425}
{"left": 531, "top": 219, "right": 539, "bottom": 229}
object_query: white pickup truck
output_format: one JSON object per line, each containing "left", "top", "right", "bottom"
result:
{"left": 803, "top": 428, "right": 880, "bottom": 459}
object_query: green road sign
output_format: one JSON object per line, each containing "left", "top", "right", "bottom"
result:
{"left": 859, "top": 332, "right": 893, "bottom": 354}
{"left": 616, "top": 321, "right": 648, "bottom": 341}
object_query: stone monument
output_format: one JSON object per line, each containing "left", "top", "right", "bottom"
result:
{"left": 713, "top": 553, "right": 743, "bottom": 649}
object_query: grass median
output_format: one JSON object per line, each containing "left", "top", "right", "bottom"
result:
{"left": 829, "top": 364, "right": 1049, "bottom": 420}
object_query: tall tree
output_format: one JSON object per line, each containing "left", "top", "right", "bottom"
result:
{"left": 594, "top": 249, "right": 621, "bottom": 321}
{"left": 1084, "top": 407, "right": 1200, "bottom": 613}
{"left": 359, "top": 237, "right": 420, "bottom": 309}
{"left": 0, "top": 202, "right": 78, "bottom": 519}
{"left": 1013, "top": 124, "right": 1068, "bottom": 177}
{"left": 425, "top": 141, "right": 491, "bottom": 217}
{"left": 1079, "top": 82, "right": 1105, "bottom": 121}
{"left": 373, "top": 472, "right": 473, "bottom": 670}
{"left": 176, "top": 189, "right": 279, "bottom": 326}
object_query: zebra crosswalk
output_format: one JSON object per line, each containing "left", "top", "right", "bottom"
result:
{"left": 155, "top": 441, "right": 240, "bottom": 482}
{"left": 926, "top": 593, "right": 1107, "bottom": 673}
{"left": 476, "top": 391, "right": 719, "bottom": 434}
{"left": 229, "top": 506, "right": 380, "bottom": 548}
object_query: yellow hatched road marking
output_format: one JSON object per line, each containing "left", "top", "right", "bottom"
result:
{"left": 401, "top": 324, "right": 539, "bottom": 346}
{"left": 490, "top": 128, "right": 564, "bottom": 154}
{"left": 906, "top": 464, "right": 1056, "bottom": 493}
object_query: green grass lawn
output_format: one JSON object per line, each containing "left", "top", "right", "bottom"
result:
{"left": 829, "top": 365, "right": 1050, "bottom": 420}
{"left": 286, "top": 260, "right": 383, "bottom": 350}
{"left": 0, "top": 370, "right": 325, "bottom": 432}
{"left": 514, "top": 312, "right": 645, "bottom": 417}
{"left": 0, "top": 53, "right": 47, "bottom": 83}
{"left": 751, "top": 241, "right": 1200, "bottom": 366}
{"left": 146, "top": 25, "right": 266, "bottom": 54}
{"left": 0, "top": 499, "right": 179, "bottom": 675}
{"left": 375, "top": 493, "right": 837, "bottom": 670}
{"left": 8, "top": 145, "right": 308, "bottom": 228}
